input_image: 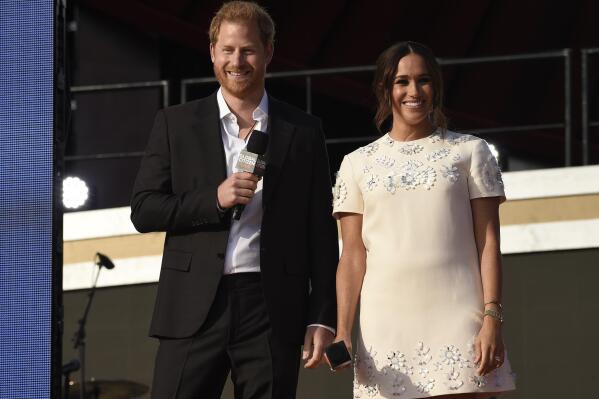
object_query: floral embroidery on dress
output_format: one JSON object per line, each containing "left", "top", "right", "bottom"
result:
{"left": 355, "top": 348, "right": 380, "bottom": 398}
{"left": 439, "top": 345, "right": 463, "bottom": 366}
{"left": 426, "top": 147, "right": 451, "bottom": 162}
{"left": 354, "top": 340, "right": 513, "bottom": 397}
{"left": 428, "top": 131, "right": 443, "bottom": 143}
{"left": 398, "top": 160, "right": 437, "bottom": 190}
{"left": 359, "top": 142, "right": 380, "bottom": 156}
{"left": 417, "top": 366, "right": 429, "bottom": 378}
{"left": 363, "top": 164, "right": 373, "bottom": 174}
{"left": 481, "top": 154, "right": 504, "bottom": 191}
{"left": 375, "top": 155, "right": 395, "bottom": 168}
{"left": 446, "top": 367, "right": 464, "bottom": 390}
{"left": 452, "top": 153, "right": 462, "bottom": 162}
{"left": 415, "top": 379, "right": 435, "bottom": 393}
{"left": 333, "top": 175, "right": 348, "bottom": 207}
{"left": 446, "top": 132, "right": 476, "bottom": 146}
{"left": 441, "top": 165, "right": 460, "bottom": 183}
{"left": 470, "top": 374, "right": 487, "bottom": 388}
{"left": 398, "top": 143, "right": 424, "bottom": 155}
{"left": 415, "top": 341, "right": 432, "bottom": 361}
{"left": 439, "top": 344, "right": 474, "bottom": 370}
{"left": 382, "top": 352, "right": 409, "bottom": 396}
{"left": 383, "top": 171, "right": 399, "bottom": 194}
{"left": 410, "top": 341, "right": 436, "bottom": 393}
{"left": 365, "top": 174, "right": 380, "bottom": 191}
{"left": 387, "top": 351, "right": 413, "bottom": 375}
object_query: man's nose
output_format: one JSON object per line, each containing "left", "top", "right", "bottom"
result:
{"left": 231, "top": 50, "right": 245, "bottom": 67}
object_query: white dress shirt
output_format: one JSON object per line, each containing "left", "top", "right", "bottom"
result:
{"left": 216, "top": 89, "right": 335, "bottom": 334}
{"left": 217, "top": 88, "right": 267, "bottom": 275}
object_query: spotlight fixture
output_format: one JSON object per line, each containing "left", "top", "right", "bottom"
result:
{"left": 62, "top": 176, "right": 89, "bottom": 210}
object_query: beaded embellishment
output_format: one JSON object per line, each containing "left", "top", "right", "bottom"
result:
{"left": 398, "top": 160, "right": 437, "bottom": 191}
{"left": 441, "top": 165, "right": 460, "bottom": 183}
{"left": 375, "top": 155, "right": 395, "bottom": 168}
{"left": 446, "top": 132, "right": 476, "bottom": 146}
{"left": 398, "top": 143, "right": 424, "bottom": 156}
{"left": 359, "top": 142, "right": 380, "bottom": 156}
{"left": 481, "top": 154, "right": 504, "bottom": 191}
{"left": 364, "top": 174, "right": 379, "bottom": 191}
{"left": 333, "top": 175, "right": 348, "bottom": 207}
{"left": 353, "top": 339, "right": 512, "bottom": 397}
{"left": 426, "top": 147, "right": 451, "bottom": 162}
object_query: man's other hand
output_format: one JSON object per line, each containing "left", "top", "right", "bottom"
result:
{"left": 303, "top": 326, "right": 335, "bottom": 368}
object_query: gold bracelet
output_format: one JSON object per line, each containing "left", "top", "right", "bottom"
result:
{"left": 483, "top": 308, "right": 504, "bottom": 323}
{"left": 484, "top": 300, "right": 503, "bottom": 309}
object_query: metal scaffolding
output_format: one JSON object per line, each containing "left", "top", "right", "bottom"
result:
{"left": 68, "top": 49, "right": 595, "bottom": 167}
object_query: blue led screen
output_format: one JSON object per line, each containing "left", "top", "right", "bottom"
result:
{"left": 0, "top": 0, "right": 53, "bottom": 398}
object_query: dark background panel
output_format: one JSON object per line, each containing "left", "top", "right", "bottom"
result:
{"left": 63, "top": 248, "right": 599, "bottom": 398}
{"left": 63, "top": 1, "right": 599, "bottom": 211}
{"left": 501, "top": 249, "right": 599, "bottom": 399}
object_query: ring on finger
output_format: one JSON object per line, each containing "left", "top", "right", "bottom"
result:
{"left": 494, "top": 356, "right": 502, "bottom": 367}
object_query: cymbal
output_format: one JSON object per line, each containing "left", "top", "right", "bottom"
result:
{"left": 67, "top": 379, "right": 148, "bottom": 399}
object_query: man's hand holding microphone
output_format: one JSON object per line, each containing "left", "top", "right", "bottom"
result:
{"left": 217, "top": 172, "right": 259, "bottom": 208}
{"left": 217, "top": 130, "right": 268, "bottom": 219}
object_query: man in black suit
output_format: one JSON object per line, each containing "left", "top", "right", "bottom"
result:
{"left": 130, "top": 2, "right": 338, "bottom": 398}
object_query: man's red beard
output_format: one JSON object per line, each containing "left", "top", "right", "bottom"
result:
{"left": 214, "top": 66, "right": 264, "bottom": 98}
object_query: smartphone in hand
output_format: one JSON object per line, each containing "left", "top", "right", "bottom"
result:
{"left": 324, "top": 341, "right": 352, "bottom": 371}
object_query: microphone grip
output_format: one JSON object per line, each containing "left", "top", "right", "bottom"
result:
{"left": 232, "top": 204, "right": 245, "bottom": 220}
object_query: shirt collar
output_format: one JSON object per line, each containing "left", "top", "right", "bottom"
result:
{"left": 216, "top": 88, "right": 269, "bottom": 121}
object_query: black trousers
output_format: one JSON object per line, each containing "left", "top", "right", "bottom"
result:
{"left": 151, "top": 273, "right": 301, "bottom": 399}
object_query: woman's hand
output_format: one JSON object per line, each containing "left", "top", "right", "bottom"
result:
{"left": 474, "top": 316, "right": 505, "bottom": 376}
{"left": 470, "top": 197, "right": 505, "bottom": 376}
{"left": 330, "top": 212, "right": 364, "bottom": 372}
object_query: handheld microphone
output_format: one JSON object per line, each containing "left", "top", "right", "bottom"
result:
{"left": 232, "top": 130, "right": 269, "bottom": 220}
{"left": 95, "top": 252, "right": 115, "bottom": 269}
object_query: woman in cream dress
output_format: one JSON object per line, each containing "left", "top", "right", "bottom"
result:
{"left": 332, "top": 42, "right": 516, "bottom": 398}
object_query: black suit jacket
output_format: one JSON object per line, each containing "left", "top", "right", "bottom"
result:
{"left": 131, "top": 93, "right": 339, "bottom": 344}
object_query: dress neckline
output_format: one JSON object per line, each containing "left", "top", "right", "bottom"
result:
{"left": 385, "top": 128, "right": 440, "bottom": 143}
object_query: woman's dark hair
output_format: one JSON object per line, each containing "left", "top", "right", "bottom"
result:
{"left": 373, "top": 41, "right": 447, "bottom": 133}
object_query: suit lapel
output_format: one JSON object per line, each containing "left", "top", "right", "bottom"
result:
{"left": 191, "top": 92, "right": 227, "bottom": 185}
{"left": 264, "top": 97, "right": 295, "bottom": 206}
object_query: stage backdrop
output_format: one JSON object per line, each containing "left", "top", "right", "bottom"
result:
{"left": 0, "top": 0, "right": 53, "bottom": 398}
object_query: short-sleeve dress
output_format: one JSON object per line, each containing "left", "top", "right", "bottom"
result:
{"left": 333, "top": 129, "right": 516, "bottom": 398}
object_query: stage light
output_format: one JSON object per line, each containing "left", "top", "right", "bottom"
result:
{"left": 62, "top": 176, "right": 89, "bottom": 209}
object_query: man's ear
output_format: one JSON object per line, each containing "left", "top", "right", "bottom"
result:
{"left": 265, "top": 43, "right": 274, "bottom": 66}
{"left": 210, "top": 42, "right": 216, "bottom": 63}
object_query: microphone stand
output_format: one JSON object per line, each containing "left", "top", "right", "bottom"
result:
{"left": 72, "top": 262, "right": 104, "bottom": 399}
{"left": 63, "top": 371, "right": 71, "bottom": 399}
{"left": 62, "top": 359, "right": 80, "bottom": 399}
